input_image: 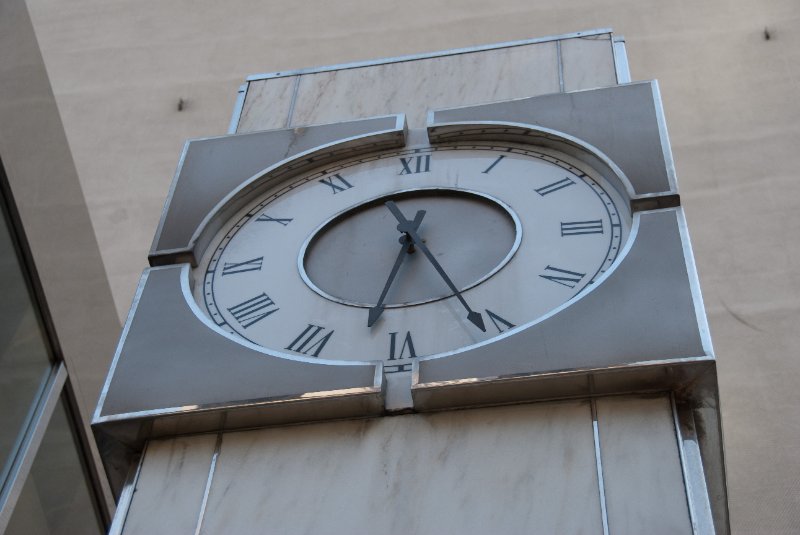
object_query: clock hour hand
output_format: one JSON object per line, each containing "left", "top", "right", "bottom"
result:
{"left": 367, "top": 209, "right": 426, "bottom": 327}
{"left": 385, "top": 201, "right": 486, "bottom": 332}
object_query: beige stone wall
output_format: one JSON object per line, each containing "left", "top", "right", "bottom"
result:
{"left": 23, "top": 0, "right": 800, "bottom": 532}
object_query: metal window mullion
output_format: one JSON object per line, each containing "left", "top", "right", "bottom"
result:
{"left": 0, "top": 362, "right": 67, "bottom": 532}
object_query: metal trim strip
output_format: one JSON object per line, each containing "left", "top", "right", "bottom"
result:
{"left": 612, "top": 36, "right": 632, "bottom": 84}
{"left": 227, "top": 84, "right": 248, "bottom": 135}
{"left": 107, "top": 444, "right": 147, "bottom": 535}
{"left": 244, "top": 29, "right": 614, "bottom": 81}
{"left": 556, "top": 40, "right": 565, "bottom": 92}
{"left": 591, "top": 398, "right": 611, "bottom": 535}
{"left": 671, "top": 393, "right": 700, "bottom": 534}
{"left": 194, "top": 433, "right": 223, "bottom": 535}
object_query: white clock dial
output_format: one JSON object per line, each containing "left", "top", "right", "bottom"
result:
{"left": 193, "top": 143, "right": 631, "bottom": 373}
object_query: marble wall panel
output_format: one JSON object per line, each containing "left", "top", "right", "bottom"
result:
{"left": 236, "top": 76, "right": 297, "bottom": 133}
{"left": 282, "top": 43, "right": 560, "bottom": 130}
{"left": 560, "top": 35, "right": 618, "bottom": 92}
{"left": 198, "top": 400, "right": 602, "bottom": 535}
{"left": 596, "top": 394, "right": 692, "bottom": 535}
{"left": 122, "top": 434, "right": 217, "bottom": 535}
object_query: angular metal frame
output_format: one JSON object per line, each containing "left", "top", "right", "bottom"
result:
{"left": 101, "top": 80, "right": 728, "bottom": 532}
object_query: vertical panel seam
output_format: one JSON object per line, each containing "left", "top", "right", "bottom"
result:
{"left": 556, "top": 40, "right": 565, "bottom": 92}
{"left": 285, "top": 75, "right": 301, "bottom": 128}
{"left": 670, "top": 393, "right": 700, "bottom": 535}
{"left": 194, "top": 433, "right": 224, "bottom": 535}
{"left": 591, "top": 398, "right": 610, "bottom": 535}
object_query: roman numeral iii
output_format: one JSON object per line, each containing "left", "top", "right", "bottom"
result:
{"left": 561, "top": 220, "right": 604, "bottom": 236}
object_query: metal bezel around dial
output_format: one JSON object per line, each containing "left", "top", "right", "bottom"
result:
{"left": 192, "top": 133, "right": 632, "bottom": 372}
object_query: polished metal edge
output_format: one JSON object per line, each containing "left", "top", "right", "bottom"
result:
{"left": 556, "top": 40, "right": 565, "bottom": 92}
{"left": 426, "top": 121, "right": 637, "bottom": 199}
{"left": 672, "top": 394, "right": 699, "bottom": 534}
{"left": 590, "top": 398, "right": 611, "bottom": 535}
{"left": 184, "top": 120, "right": 408, "bottom": 263}
{"left": 107, "top": 444, "right": 146, "bottom": 535}
{"left": 612, "top": 36, "right": 632, "bottom": 84}
{"left": 227, "top": 84, "right": 248, "bottom": 135}
{"left": 194, "top": 433, "right": 223, "bottom": 535}
{"left": 675, "top": 208, "right": 715, "bottom": 358}
{"left": 244, "top": 29, "right": 614, "bottom": 82}
{"left": 650, "top": 80, "right": 678, "bottom": 191}
{"left": 94, "top": 383, "right": 385, "bottom": 425}
{"left": 94, "top": 270, "right": 151, "bottom": 424}
{"left": 92, "top": 384, "right": 382, "bottom": 426}
{"left": 672, "top": 394, "right": 718, "bottom": 534}
{"left": 412, "top": 356, "right": 715, "bottom": 392}
{"left": 0, "top": 364, "right": 67, "bottom": 532}
{"left": 149, "top": 141, "right": 192, "bottom": 258}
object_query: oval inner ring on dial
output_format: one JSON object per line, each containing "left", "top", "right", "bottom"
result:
{"left": 300, "top": 188, "right": 521, "bottom": 308}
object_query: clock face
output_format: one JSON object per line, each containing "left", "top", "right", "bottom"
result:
{"left": 193, "top": 142, "right": 631, "bottom": 373}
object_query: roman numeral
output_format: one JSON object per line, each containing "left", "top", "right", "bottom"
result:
{"left": 539, "top": 266, "right": 586, "bottom": 289}
{"left": 285, "top": 324, "right": 334, "bottom": 357}
{"left": 221, "top": 257, "right": 263, "bottom": 276}
{"left": 256, "top": 213, "right": 292, "bottom": 226}
{"left": 399, "top": 155, "right": 431, "bottom": 175}
{"left": 227, "top": 293, "right": 278, "bottom": 328}
{"left": 319, "top": 174, "right": 353, "bottom": 194}
{"left": 388, "top": 331, "right": 417, "bottom": 361}
{"left": 482, "top": 155, "right": 505, "bottom": 174}
{"left": 561, "top": 220, "right": 604, "bottom": 236}
{"left": 485, "top": 309, "right": 515, "bottom": 333}
{"left": 535, "top": 177, "right": 575, "bottom": 196}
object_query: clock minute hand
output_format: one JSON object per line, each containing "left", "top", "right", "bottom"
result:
{"left": 367, "top": 209, "right": 426, "bottom": 327}
{"left": 385, "top": 201, "right": 486, "bottom": 332}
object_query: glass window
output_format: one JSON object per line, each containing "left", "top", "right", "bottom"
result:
{"left": 0, "top": 196, "right": 53, "bottom": 487}
{"left": 4, "top": 397, "right": 103, "bottom": 535}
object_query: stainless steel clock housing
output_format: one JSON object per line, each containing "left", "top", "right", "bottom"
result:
{"left": 93, "top": 84, "right": 722, "bottom": 512}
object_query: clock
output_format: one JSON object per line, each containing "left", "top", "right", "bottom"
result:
{"left": 192, "top": 139, "right": 631, "bottom": 373}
